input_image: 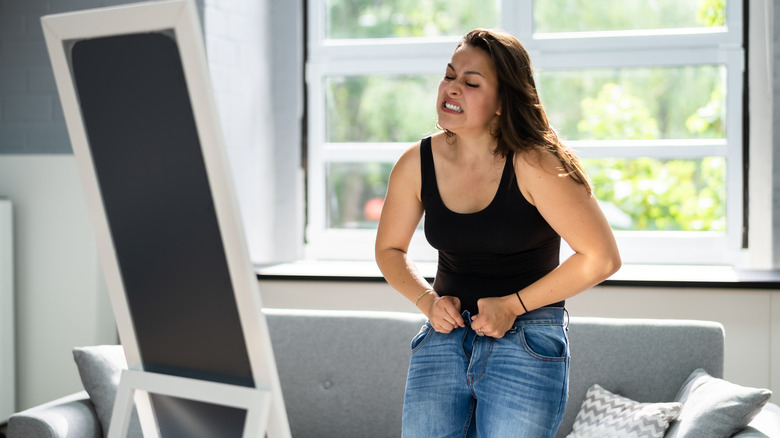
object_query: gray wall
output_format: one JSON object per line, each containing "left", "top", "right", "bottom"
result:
{"left": 0, "top": 0, "right": 179, "bottom": 154}
{"left": 0, "top": 0, "right": 303, "bottom": 409}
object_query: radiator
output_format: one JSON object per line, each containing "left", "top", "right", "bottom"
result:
{"left": 0, "top": 198, "right": 14, "bottom": 422}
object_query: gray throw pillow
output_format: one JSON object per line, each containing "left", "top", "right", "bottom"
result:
{"left": 72, "top": 345, "right": 142, "bottom": 438}
{"left": 566, "top": 384, "right": 682, "bottom": 438}
{"left": 664, "top": 368, "right": 772, "bottom": 438}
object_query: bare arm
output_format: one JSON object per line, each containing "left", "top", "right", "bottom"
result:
{"left": 472, "top": 149, "right": 621, "bottom": 337}
{"left": 375, "top": 143, "right": 465, "bottom": 332}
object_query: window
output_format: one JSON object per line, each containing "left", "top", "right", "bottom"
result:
{"left": 305, "top": 0, "right": 744, "bottom": 265}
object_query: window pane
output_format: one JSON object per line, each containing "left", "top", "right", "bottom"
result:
{"left": 534, "top": 0, "right": 726, "bottom": 33}
{"left": 326, "top": 0, "right": 500, "bottom": 39}
{"left": 327, "top": 162, "right": 393, "bottom": 229}
{"left": 326, "top": 158, "right": 727, "bottom": 232}
{"left": 585, "top": 157, "right": 726, "bottom": 232}
{"left": 326, "top": 75, "right": 440, "bottom": 142}
{"left": 538, "top": 65, "right": 725, "bottom": 141}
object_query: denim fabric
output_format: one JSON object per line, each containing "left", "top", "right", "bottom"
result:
{"left": 402, "top": 307, "right": 569, "bottom": 438}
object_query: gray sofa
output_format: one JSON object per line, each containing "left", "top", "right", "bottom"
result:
{"left": 9, "top": 309, "right": 780, "bottom": 437}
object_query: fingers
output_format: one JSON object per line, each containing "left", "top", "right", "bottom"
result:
{"left": 432, "top": 319, "right": 457, "bottom": 334}
{"left": 443, "top": 297, "right": 465, "bottom": 327}
{"left": 430, "top": 296, "right": 464, "bottom": 333}
{"left": 471, "top": 323, "right": 489, "bottom": 337}
{"left": 472, "top": 323, "right": 502, "bottom": 338}
{"left": 475, "top": 327, "right": 504, "bottom": 338}
{"left": 431, "top": 312, "right": 458, "bottom": 333}
{"left": 471, "top": 313, "right": 487, "bottom": 335}
{"left": 471, "top": 310, "right": 504, "bottom": 339}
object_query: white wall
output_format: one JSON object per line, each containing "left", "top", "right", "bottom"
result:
{"left": 203, "top": 0, "right": 281, "bottom": 264}
{"left": 258, "top": 278, "right": 780, "bottom": 404}
{"left": 0, "top": 155, "right": 116, "bottom": 410}
{"left": 0, "top": 199, "right": 14, "bottom": 421}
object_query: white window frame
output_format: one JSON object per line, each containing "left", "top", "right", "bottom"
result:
{"left": 305, "top": 0, "right": 745, "bottom": 265}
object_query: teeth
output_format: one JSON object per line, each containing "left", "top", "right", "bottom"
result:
{"left": 445, "top": 102, "right": 463, "bottom": 113}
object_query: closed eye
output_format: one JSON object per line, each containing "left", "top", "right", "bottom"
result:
{"left": 444, "top": 75, "right": 479, "bottom": 88}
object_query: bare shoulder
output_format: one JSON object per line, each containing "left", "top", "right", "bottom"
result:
{"left": 514, "top": 146, "right": 589, "bottom": 204}
{"left": 392, "top": 140, "right": 423, "bottom": 178}
{"left": 386, "top": 140, "right": 424, "bottom": 200}
{"left": 513, "top": 146, "right": 563, "bottom": 178}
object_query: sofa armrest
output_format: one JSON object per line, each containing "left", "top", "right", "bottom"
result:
{"left": 731, "top": 402, "right": 780, "bottom": 438}
{"left": 7, "top": 391, "right": 102, "bottom": 438}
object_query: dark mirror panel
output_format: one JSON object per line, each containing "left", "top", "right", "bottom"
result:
{"left": 71, "top": 32, "right": 253, "bottom": 436}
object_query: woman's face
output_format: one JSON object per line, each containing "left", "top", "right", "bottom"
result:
{"left": 437, "top": 43, "right": 502, "bottom": 137}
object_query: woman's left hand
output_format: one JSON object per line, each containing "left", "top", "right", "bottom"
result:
{"left": 471, "top": 296, "right": 516, "bottom": 338}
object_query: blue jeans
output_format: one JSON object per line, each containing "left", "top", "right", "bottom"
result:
{"left": 402, "top": 307, "right": 569, "bottom": 438}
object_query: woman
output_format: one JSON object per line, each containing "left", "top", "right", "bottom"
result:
{"left": 375, "top": 28, "right": 621, "bottom": 437}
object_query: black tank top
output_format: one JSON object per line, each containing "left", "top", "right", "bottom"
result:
{"left": 420, "top": 136, "right": 564, "bottom": 314}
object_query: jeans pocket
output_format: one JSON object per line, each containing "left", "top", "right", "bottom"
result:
{"left": 410, "top": 321, "right": 434, "bottom": 353}
{"left": 519, "top": 324, "right": 568, "bottom": 362}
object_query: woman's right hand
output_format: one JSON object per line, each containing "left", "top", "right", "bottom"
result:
{"left": 422, "top": 294, "right": 465, "bottom": 333}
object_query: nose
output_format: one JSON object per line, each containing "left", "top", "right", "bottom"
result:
{"left": 445, "top": 79, "right": 461, "bottom": 96}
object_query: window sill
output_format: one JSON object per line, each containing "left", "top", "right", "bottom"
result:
{"left": 255, "top": 261, "right": 780, "bottom": 289}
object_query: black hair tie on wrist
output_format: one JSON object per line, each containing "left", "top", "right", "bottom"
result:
{"left": 516, "top": 291, "right": 528, "bottom": 313}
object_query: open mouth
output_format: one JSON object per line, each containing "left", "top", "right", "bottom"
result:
{"left": 444, "top": 102, "right": 463, "bottom": 113}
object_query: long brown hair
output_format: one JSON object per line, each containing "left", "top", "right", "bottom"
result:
{"left": 457, "top": 28, "right": 592, "bottom": 194}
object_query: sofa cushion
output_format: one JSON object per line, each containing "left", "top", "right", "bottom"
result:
{"left": 264, "top": 308, "right": 427, "bottom": 438}
{"left": 7, "top": 391, "right": 102, "bottom": 438}
{"left": 72, "top": 346, "right": 142, "bottom": 438}
{"left": 664, "top": 368, "right": 772, "bottom": 438}
{"left": 559, "top": 317, "right": 724, "bottom": 436}
{"left": 566, "top": 384, "right": 681, "bottom": 438}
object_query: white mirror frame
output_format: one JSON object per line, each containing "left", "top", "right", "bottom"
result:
{"left": 40, "top": 1, "right": 291, "bottom": 436}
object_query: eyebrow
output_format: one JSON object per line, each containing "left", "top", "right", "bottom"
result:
{"left": 447, "top": 63, "right": 485, "bottom": 78}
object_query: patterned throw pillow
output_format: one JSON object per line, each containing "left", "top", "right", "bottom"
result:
{"left": 566, "top": 384, "right": 683, "bottom": 438}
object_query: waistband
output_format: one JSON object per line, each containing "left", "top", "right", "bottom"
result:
{"left": 461, "top": 307, "right": 567, "bottom": 327}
